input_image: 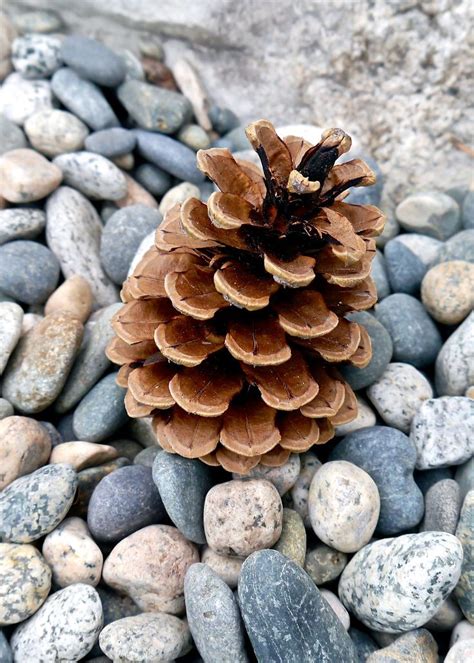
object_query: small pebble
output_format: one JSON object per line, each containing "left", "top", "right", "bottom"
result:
{"left": 0, "top": 114, "right": 27, "bottom": 154}
{"left": 201, "top": 546, "right": 243, "bottom": 589}
{"left": 290, "top": 451, "right": 322, "bottom": 526}
{"left": 0, "top": 148, "right": 62, "bottom": 202}
{"left": 0, "top": 398, "right": 14, "bottom": 419}
{"left": 178, "top": 123, "right": 211, "bottom": 150}
{"left": 135, "top": 129, "right": 205, "bottom": 183}
{"left": 0, "top": 240, "right": 59, "bottom": 305}
{"left": 445, "top": 639, "right": 474, "bottom": 663}
{"left": 454, "top": 490, "right": 474, "bottom": 622}
{"left": 158, "top": 181, "right": 201, "bottom": 216}
{"left": 462, "top": 191, "right": 474, "bottom": 229}
{"left": 421, "top": 260, "right": 474, "bottom": 324}
{"left": 335, "top": 395, "right": 377, "bottom": 436}
{"left": 134, "top": 445, "right": 160, "bottom": 467}
{"left": 72, "top": 457, "right": 130, "bottom": 518}
{"left": 12, "top": 10, "right": 62, "bottom": 34}
{"left": 395, "top": 232, "right": 443, "bottom": 266}
{"left": 320, "top": 589, "right": 350, "bottom": 631}
{"left": 455, "top": 457, "right": 474, "bottom": 500}
{"left": 133, "top": 162, "right": 171, "bottom": 197}
{"left": 215, "top": 126, "right": 250, "bottom": 151}
{"left": 11, "top": 34, "right": 62, "bottom": 79}
{"left": 53, "top": 151, "right": 128, "bottom": 201}
{"left": 42, "top": 517, "right": 103, "bottom": 587}
{"left": 425, "top": 596, "right": 463, "bottom": 631}
{"left": 118, "top": 78, "right": 191, "bottom": 133}
{"left": 396, "top": 191, "right": 461, "bottom": 240}
{"left": 349, "top": 628, "right": 379, "bottom": 661}
{"left": 233, "top": 453, "right": 300, "bottom": 495}
{"left": 109, "top": 438, "right": 143, "bottom": 461}
{"left": 366, "top": 629, "right": 438, "bottom": 662}
{"left": 44, "top": 274, "right": 93, "bottom": 323}
{"left": 0, "top": 208, "right": 45, "bottom": 244}
{"left": 85, "top": 127, "right": 136, "bottom": 158}
{"left": 72, "top": 372, "right": 127, "bottom": 442}
{"left": 61, "top": 35, "right": 125, "bottom": 87}
{"left": 0, "top": 73, "right": 52, "bottom": 125}
{"left": 304, "top": 543, "right": 348, "bottom": 586}
{"left": 209, "top": 105, "right": 240, "bottom": 135}
{"left": 384, "top": 238, "right": 427, "bottom": 294}
{"left": 24, "top": 108, "right": 89, "bottom": 158}
{"left": 435, "top": 229, "right": 474, "bottom": 264}
{"left": 50, "top": 440, "right": 118, "bottom": 470}
{"left": 115, "top": 171, "right": 159, "bottom": 209}
{"left": 0, "top": 301, "right": 23, "bottom": 374}
{"left": 371, "top": 250, "right": 391, "bottom": 300}
{"left": 420, "top": 479, "right": 462, "bottom": 534}
{"left": 273, "top": 508, "right": 307, "bottom": 565}
{"left": 435, "top": 312, "right": 474, "bottom": 396}
{"left": 0, "top": 415, "right": 51, "bottom": 490}
{"left": 451, "top": 619, "right": 474, "bottom": 645}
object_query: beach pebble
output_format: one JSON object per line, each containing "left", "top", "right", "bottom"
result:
{"left": 53, "top": 151, "right": 127, "bottom": 201}
{"left": 72, "top": 372, "right": 127, "bottom": 442}
{"left": 135, "top": 129, "right": 205, "bottom": 183}
{"left": 42, "top": 517, "right": 103, "bottom": 587}
{"left": 330, "top": 426, "right": 424, "bottom": 535}
{"left": 425, "top": 596, "right": 463, "bottom": 631}
{"left": 85, "top": 127, "right": 136, "bottom": 158}
{"left": 134, "top": 446, "right": 160, "bottom": 467}
{"left": 158, "top": 181, "right": 201, "bottom": 216}
{"left": 115, "top": 171, "right": 159, "bottom": 209}
{"left": 0, "top": 208, "right": 45, "bottom": 244}
{"left": 209, "top": 105, "right": 240, "bottom": 135}
{"left": 349, "top": 628, "right": 379, "bottom": 661}
{"left": 371, "top": 250, "right": 391, "bottom": 300}
{"left": 103, "top": 524, "right": 199, "bottom": 613}
{"left": 367, "top": 363, "right": 433, "bottom": 433}
{"left": 99, "top": 613, "right": 191, "bottom": 663}
{"left": 185, "top": 564, "right": 248, "bottom": 663}
{"left": 0, "top": 148, "right": 62, "bottom": 203}
{"left": 454, "top": 490, "right": 474, "bottom": 622}
{"left": 0, "top": 114, "right": 27, "bottom": 154}
{"left": 339, "top": 532, "right": 463, "bottom": 633}
{"left": 11, "top": 34, "right": 61, "bottom": 79}
{"left": 24, "top": 109, "right": 88, "bottom": 158}
{"left": 396, "top": 191, "right": 461, "bottom": 240}
{"left": 395, "top": 232, "right": 443, "bottom": 266}
{"left": 0, "top": 301, "right": 23, "bottom": 374}
{"left": 10, "top": 583, "right": 103, "bottom": 662}
{"left": 336, "top": 396, "right": 377, "bottom": 436}
{"left": 435, "top": 311, "right": 474, "bottom": 396}
{"left": 239, "top": 549, "right": 358, "bottom": 662}
{"left": 421, "top": 260, "right": 474, "bottom": 325}
{"left": 61, "top": 35, "right": 125, "bottom": 87}
{"left": 109, "top": 439, "right": 143, "bottom": 461}
{"left": 204, "top": 479, "right": 283, "bottom": 557}
{"left": 117, "top": 79, "right": 191, "bottom": 133}
{"left": 0, "top": 415, "right": 51, "bottom": 490}
{"left": 420, "top": 479, "right": 462, "bottom": 534}
{"left": 320, "top": 589, "right": 350, "bottom": 630}
{"left": 411, "top": 397, "right": 474, "bottom": 469}
{"left": 51, "top": 68, "right": 119, "bottom": 130}
{"left": 308, "top": 461, "right": 380, "bottom": 553}
{"left": 375, "top": 293, "right": 442, "bottom": 368}
{"left": 0, "top": 73, "right": 52, "bottom": 125}
{"left": 273, "top": 508, "right": 307, "bottom": 565}
{"left": 0, "top": 399, "right": 14, "bottom": 419}
{"left": 304, "top": 544, "right": 348, "bottom": 586}
{"left": 2, "top": 311, "right": 82, "bottom": 414}
{"left": 0, "top": 464, "right": 77, "bottom": 543}
{"left": 436, "top": 229, "right": 474, "bottom": 264}
{"left": 455, "top": 457, "right": 474, "bottom": 501}
{"left": 233, "top": 453, "right": 300, "bottom": 495}
{"left": 290, "top": 451, "right": 322, "bottom": 526}
{"left": 376, "top": 214, "right": 400, "bottom": 248}
{"left": 445, "top": 639, "right": 474, "bottom": 663}
{"left": 201, "top": 546, "right": 244, "bottom": 589}
{"left": 367, "top": 629, "right": 438, "bottom": 662}
{"left": 50, "top": 440, "right": 118, "bottom": 470}
{"left": 87, "top": 464, "right": 165, "bottom": 543}
{"left": 384, "top": 238, "right": 427, "bottom": 294}
{"left": 72, "top": 457, "right": 130, "bottom": 518}
{"left": 451, "top": 620, "right": 474, "bottom": 645}
{"left": 118, "top": 48, "right": 145, "bottom": 81}
{"left": 12, "top": 10, "right": 62, "bottom": 34}
{"left": 0, "top": 241, "right": 59, "bottom": 305}
{"left": 0, "top": 543, "right": 51, "bottom": 625}
{"left": 44, "top": 275, "right": 93, "bottom": 323}
{"left": 178, "top": 123, "right": 211, "bottom": 150}
{"left": 462, "top": 191, "right": 474, "bottom": 228}
{"left": 133, "top": 162, "right": 171, "bottom": 197}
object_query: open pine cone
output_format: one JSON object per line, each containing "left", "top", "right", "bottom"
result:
{"left": 106, "top": 120, "right": 385, "bottom": 473}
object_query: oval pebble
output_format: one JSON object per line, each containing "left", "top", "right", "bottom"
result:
{"left": 158, "top": 181, "right": 201, "bottom": 216}
{"left": 61, "top": 35, "right": 125, "bottom": 87}
{"left": 72, "top": 372, "right": 127, "bottom": 442}
{"left": 0, "top": 114, "right": 27, "bottom": 155}
{"left": 72, "top": 457, "right": 130, "bottom": 519}
{"left": 384, "top": 238, "right": 427, "bottom": 295}
{"left": 233, "top": 453, "right": 300, "bottom": 495}
{"left": 420, "top": 479, "right": 462, "bottom": 534}
{"left": 0, "top": 415, "right": 51, "bottom": 490}
{"left": 118, "top": 79, "right": 191, "bottom": 134}
{"left": 133, "top": 162, "right": 171, "bottom": 197}
{"left": 0, "top": 73, "right": 53, "bottom": 125}
{"left": 0, "top": 148, "right": 62, "bottom": 203}
{"left": 421, "top": 260, "right": 474, "bottom": 325}
{"left": 435, "top": 311, "right": 474, "bottom": 396}
{"left": 24, "top": 109, "right": 89, "bottom": 158}
{"left": 135, "top": 129, "right": 205, "bottom": 183}
{"left": 396, "top": 191, "right": 461, "bottom": 240}
{"left": 13, "top": 10, "right": 62, "bottom": 34}
{"left": 395, "top": 233, "right": 443, "bottom": 266}
{"left": 454, "top": 490, "right": 474, "bottom": 622}
{"left": 0, "top": 301, "right": 23, "bottom": 375}
{"left": 11, "top": 34, "right": 61, "bottom": 79}
{"left": 304, "top": 543, "right": 348, "bottom": 586}
{"left": 445, "top": 639, "right": 474, "bottom": 663}
{"left": 335, "top": 395, "right": 377, "bottom": 436}
{"left": 85, "top": 127, "right": 136, "bottom": 158}
{"left": 371, "top": 250, "right": 391, "bottom": 300}
{"left": 0, "top": 240, "right": 59, "bottom": 305}
{"left": 436, "top": 229, "right": 474, "bottom": 264}
{"left": 290, "top": 451, "right": 322, "bottom": 526}
{"left": 0, "top": 208, "right": 45, "bottom": 245}
{"left": 53, "top": 151, "right": 128, "bottom": 201}
{"left": 44, "top": 274, "right": 93, "bottom": 323}
{"left": 273, "top": 507, "right": 307, "bottom": 565}
{"left": 201, "top": 546, "right": 243, "bottom": 589}
{"left": 367, "top": 629, "right": 438, "bottom": 662}
{"left": 50, "top": 441, "right": 118, "bottom": 471}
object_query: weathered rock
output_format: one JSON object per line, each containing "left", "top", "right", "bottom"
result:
{"left": 335, "top": 395, "right": 377, "bottom": 436}
{"left": 53, "top": 151, "right": 128, "bottom": 201}
{"left": 0, "top": 301, "right": 23, "bottom": 374}
{"left": 290, "top": 451, "right": 322, "bottom": 526}
{"left": 11, "top": 34, "right": 61, "bottom": 79}
{"left": 85, "top": 127, "right": 136, "bottom": 158}
{"left": 454, "top": 490, "right": 474, "bottom": 622}
{"left": 445, "top": 639, "right": 474, "bottom": 663}
{"left": 0, "top": 114, "right": 26, "bottom": 155}
{"left": 71, "top": 457, "right": 130, "bottom": 518}
{"left": 44, "top": 275, "right": 93, "bottom": 323}
{"left": 420, "top": 479, "right": 462, "bottom": 534}
{"left": 0, "top": 240, "right": 59, "bottom": 305}
{"left": 421, "top": 260, "right": 474, "bottom": 325}
{"left": 304, "top": 544, "right": 348, "bottom": 586}
{"left": 0, "top": 148, "right": 62, "bottom": 203}
{"left": 200, "top": 546, "right": 243, "bottom": 589}
{"left": 273, "top": 508, "right": 307, "bottom": 565}
{"left": 435, "top": 312, "right": 474, "bottom": 396}
{"left": 117, "top": 79, "right": 191, "bottom": 133}
{"left": 366, "top": 629, "right": 438, "bottom": 663}
{"left": 0, "top": 73, "right": 52, "bottom": 125}
{"left": 0, "top": 415, "right": 51, "bottom": 490}
{"left": 134, "top": 129, "right": 205, "bottom": 183}
{"left": 24, "top": 109, "right": 89, "bottom": 157}
{"left": 0, "top": 208, "right": 45, "bottom": 244}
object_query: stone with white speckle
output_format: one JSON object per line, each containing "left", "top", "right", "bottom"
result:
{"left": 0, "top": 208, "right": 45, "bottom": 245}
{"left": 11, "top": 34, "right": 62, "bottom": 79}
{"left": 24, "top": 109, "right": 89, "bottom": 158}
{"left": 0, "top": 302, "right": 23, "bottom": 375}
{"left": 233, "top": 453, "right": 300, "bottom": 495}
{"left": 290, "top": 451, "right": 322, "bottom": 527}
{"left": 435, "top": 312, "right": 474, "bottom": 396}
{"left": 421, "top": 260, "right": 474, "bottom": 325}
{"left": 335, "top": 396, "right": 376, "bottom": 436}
{"left": 454, "top": 490, "right": 474, "bottom": 623}
{"left": 420, "top": 479, "right": 462, "bottom": 534}
{"left": 53, "top": 152, "right": 128, "bottom": 201}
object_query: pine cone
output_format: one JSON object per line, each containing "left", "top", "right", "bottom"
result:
{"left": 107, "top": 120, "right": 385, "bottom": 473}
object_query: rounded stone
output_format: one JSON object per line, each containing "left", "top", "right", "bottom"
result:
{"left": 87, "top": 464, "right": 165, "bottom": 544}
{"left": 72, "top": 457, "right": 131, "bottom": 519}
{"left": 135, "top": 129, "right": 205, "bottom": 183}
{"left": 455, "top": 457, "right": 474, "bottom": 501}
{"left": 204, "top": 479, "right": 283, "bottom": 558}
{"left": 42, "top": 517, "right": 103, "bottom": 587}
{"left": 110, "top": 439, "right": 143, "bottom": 461}
{"left": 425, "top": 596, "right": 463, "bottom": 632}
{"left": 0, "top": 73, "right": 53, "bottom": 126}
{"left": 201, "top": 546, "right": 244, "bottom": 589}
{"left": 273, "top": 507, "right": 307, "bottom": 565}
{"left": 102, "top": 524, "right": 199, "bottom": 614}
{"left": 376, "top": 214, "right": 400, "bottom": 248}
{"left": 395, "top": 232, "right": 443, "bottom": 266}
{"left": 435, "top": 229, "right": 474, "bottom": 264}
{"left": 421, "top": 260, "right": 474, "bottom": 325}
{"left": 339, "top": 531, "right": 463, "bottom": 633}
{"left": 396, "top": 191, "right": 461, "bottom": 240}
{"left": 50, "top": 441, "right": 118, "bottom": 471}
{"left": 445, "top": 640, "right": 474, "bottom": 663}
{"left": 330, "top": 426, "right": 424, "bottom": 535}
{"left": 304, "top": 543, "right": 348, "bottom": 586}
{"left": 0, "top": 208, "right": 45, "bottom": 244}
{"left": 0, "top": 464, "right": 77, "bottom": 543}
{"left": 158, "top": 181, "right": 201, "bottom": 216}
{"left": 411, "top": 396, "right": 474, "bottom": 469}
{"left": 0, "top": 148, "right": 62, "bottom": 203}
{"left": 133, "top": 163, "right": 171, "bottom": 197}
{"left": 367, "top": 362, "right": 433, "bottom": 433}
{"left": 2, "top": 311, "right": 83, "bottom": 414}
{"left": 0, "top": 399, "right": 14, "bottom": 420}
{"left": 185, "top": 564, "right": 247, "bottom": 663}
{"left": 12, "top": 10, "right": 62, "bottom": 34}
{"left": 435, "top": 313, "right": 474, "bottom": 396}
{"left": 53, "top": 151, "right": 127, "bottom": 201}
{"left": 115, "top": 172, "right": 158, "bottom": 208}
{"left": 374, "top": 293, "right": 442, "bottom": 368}
{"left": 72, "top": 372, "right": 128, "bottom": 442}
{"left": 0, "top": 240, "right": 59, "bottom": 305}
{"left": 178, "top": 123, "right": 211, "bottom": 151}
{"left": 61, "top": 35, "right": 125, "bottom": 87}
{"left": 85, "top": 128, "right": 136, "bottom": 159}
{"left": 335, "top": 395, "right": 377, "bottom": 436}
{"left": 233, "top": 453, "right": 300, "bottom": 495}
{"left": 320, "top": 589, "right": 350, "bottom": 630}
{"left": 420, "top": 479, "right": 462, "bottom": 534}
{"left": 290, "top": 451, "right": 322, "bottom": 526}
{"left": 454, "top": 490, "right": 474, "bottom": 623}
{"left": 384, "top": 238, "right": 427, "bottom": 295}
{"left": 0, "top": 416, "right": 51, "bottom": 490}
{"left": 0, "top": 301, "right": 23, "bottom": 374}
{"left": 209, "top": 105, "right": 240, "bottom": 135}
{"left": 0, "top": 114, "right": 27, "bottom": 155}
{"left": 11, "top": 34, "right": 62, "bottom": 79}
{"left": 10, "top": 584, "right": 103, "bottom": 662}
{"left": 152, "top": 452, "right": 214, "bottom": 544}
{"left": 24, "top": 109, "right": 88, "bottom": 158}
{"left": 44, "top": 275, "right": 93, "bottom": 323}
{"left": 308, "top": 461, "right": 380, "bottom": 553}
{"left": 99, "top": 613, "right": 191, "bottom": 663}
{"left": 134, "top": 446, "right": 161, "bottom": 467}
{"left": 367, "top": 629, "right": 438, "bottom": 663}
{"left": 371, "top": 250, "right": 391, "bottom": 300}
{"left": 0, "top": 631, "right": 11, "bottom": 663}
{"left": 0, "top": 543, "right": 51, "bottom": 625}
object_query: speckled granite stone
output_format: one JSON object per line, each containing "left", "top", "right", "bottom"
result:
{"left": 366, "top": 629, "right": 438, "bottom": 662}
{"left": 273, "top": 508, "right": 307, "bottom": 565}
{"left": 233, "top": 453, "right": 300, "bottom": 495}
{"left": 420, "top": 479, "right": 462, "bottom": 534}
{"left": 290, "top": 452, "right": 322, "bottom": 527}
{"left": 454, "top": 490, "right": 474, "bottom": 622}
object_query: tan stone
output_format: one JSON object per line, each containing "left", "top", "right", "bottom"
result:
{"left": 49, "top": 441, "right": 118, "bottom": 471}
{"left": 20, "top": 313, "right": 43, "bottom": 336}
{"left": 367, "top": 628, "right": 438, "bottom": 662}
{"left": 421, "top": 261, "right": 474, "bottom": 325}
{"left": 0, "top": 416, "right": 51, "bottom": 490}
{"left": 0, "top": 14, "right": 16, "bottom": 81}
{"left": 116, "top": 173, "right": 158, "bottom": 209}
{"left": 158, "top": 181, "right": 200, "bottom": 216}
{"left": 112, "top": 153, "right": 134, "bottom": 170}
{"left": 24, "top": 109, "right": 89, "bottom": 157}
{"left": 201, "top": 546, "right": 243, "bottom": 589}
{"left": 0, "top": 148, "right": 62, "bottom": 203}
{"left": 44, "top": 275, "right": 93, "bottom": 323}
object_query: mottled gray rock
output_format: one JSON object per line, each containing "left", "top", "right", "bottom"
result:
{"left": 135, "top": 129, "right": 205, "bottom": 183}
{"left": 133, "top": 162, "right": 171, "bottom": 197}
{"left": 435, "top": 229, "right": 474, "bottom": 264}
{"left": 290, "top": 451, "right": 322, "bottom": 527}
{"left": 0, "top": 73, "right": 52, "bottom": 125}
{"left": 24, "top": 108, "right": 89, "bottom": 157}
{"left": 0, "top": 114, "right": 27, "bottom": 154}
{"left": 0, "top": 415, "right": 51, "bottom": 490}
{"left": 185, "top": 564, "right": 248, "bottom": 663}
{"left": 411, "top": 397, "right": 474, "bottom": 469}
{"left": 421, "top": 260, "right": 474, "bottom": 325}
{"left": 462, "top": 191, "right": 474, "bottom": 229}
{"left": 0, "top": 464, "right": 77, "bottom": 543}
{"left": 209, "top": 105, "right": 240, "bottom": 135}
{"left": 371, "top": 250, "right": 391, "bottom": 300}
{"left": 0, "top": 208, "right": 45, "bottom": 244}
{"left": 51, "top": 68, "right": 119, "bottom": 130}
{"left": 455, "top": 457, "right": 474, "bottom": 501}
{"left": 435, "top": 312, "right": 474, "bottom": 396}
{"left": 233, "top": 453, "right": 300, "bottom": 496}
{"left": 0, "top": 241, "right": 59, "bottom": 305}
{"left": 72, "top": 372, "right": 128, "bottom": 442}
{"left": 158, "top": 181, "right": 201, "bottom": 216}
{"left": 61, "top": 35, "right": 125, "bottom": 87}
{"left": 384, "top": 238, "right": 427, "bottom": 295}
{"left": 118, "top": 79, "right": 191, "bottom": 133}
{"left": 395, "top": 233, "right": 443, "bottom": 267}
{"left": 0, "top": 302, "right": 23, "bottom": 375}
{"left": 420, "top": 479, "right": 462, "bottom": 534}
{"left": 85, "top": 127, "right": 136, "bottom": 158}
{"left": 454, "top": 490, "right": 474, "bottom": 622}
{"left": 349, "top": 628, "right": 378, "bottom": 662}
{"left": 273, "top": 508, "right": 307, "bottom": 566}
{"left": 11, "top": 34, "right": 62, "bottom": 79}
{"left": 339, "top": 532, "right": 463, "bottom": 633}
{"left": 239, "top": 549, "right": 357, "bottom": 662}
{"left": 11, "top": 583, "right": 103, "bottom": 662}
{"left": 366, "top": 629, "right": 438, "bottom": 662}
{"left": 53, "top": 151, "right": 127, "bottom": 201}
{"left": 304, "top": 544, "right": 348, "bottom": 586}
{"left": 396, "top": 191, "right": 461, "bottom": 240}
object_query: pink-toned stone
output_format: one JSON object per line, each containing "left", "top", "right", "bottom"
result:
{"left": 44, "top": 275, "right": 93, "bottom": 323}
{"left": 0, "top": 148, "right": 62, "bottom": 202}
{"left": 49, "top": 441, "right": 118, "bottom": 471}
{"left": 116, "top": 172, "right": 158, "bottom": 209}
{"left": 0, "top": 415, "right": 51, "bottom": 490}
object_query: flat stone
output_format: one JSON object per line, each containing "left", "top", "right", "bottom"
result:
{"left": 234, "top": 453, "right": 300, "bottom": 495}
{"left": 3, "top": 311, "right": 83, "bottom": 414}
{"left": 239, "top": 549, "right": 358, "bottom": 662}
{"left": 201, "top": 546, "right": 243, "bottom": 589}
{"left": 421, "top": 260, "right": 474, "bottom": 325}
{"left": 414, "top": 467, "right": 453, "bottom": 494}
{"left": 42, "top": 517, "right": 103, "bottom": 587}
{"left": 435, "top": 312, "right": 474, "bottom": 396}
{"left": 85, "top": 128, "right": 136, "bottom": 158}
{"left": 0, "top": 208, "right": 45, "bottom": 244}
{"left": 0, "top": 464, "right": 77, "bottom": 543}
{"left": 371, "top": 250, "right": 391, "bottom": 300}
{"left": 395, "top": 233, "right": 443, "bottom": 266}
{"left": 411, "top": 397, "right": 474, "bottom": 469}
{"left": 396, "top": 191, "right": 461, "bottom": 240}
{"left": 71, "top": 457, "right": 130, "bottom": 519}
{"left": 72, "top": 372, "right": 127, "bottom": 442}
{"left": 374, "top": 294, "right": 442, "bottom": 368}
{"left": 0, "top": 241, "right": 60, "bottom": 305}
{"left": 204, "top": 479, "right": 283, "bottom": 557}
{"left": 117, "top": 79, "right": 191, "bottom": 133}
{"left": 135, "top": 129, "right": 205, "bottom": 183}
{"left": 420, "top": 479, "right": 462, "bottom": 534}
{"left": 0, "top": 302, "right": 23, "bottom": 375}
{"left": 12, "top": 10, "right": 62, "bottom": 34}
{"left": 172, "top": 58, "right": 212, "bottom": 131}
{"left": 100, "top": 613, "right": 191, "bottom": 663}
{"left": 158, "top": 181, "right": 201, "bottom": 216}
{"left": 24, "top": 108, "right": 88, "bottom": 158}
{"left": 462, "top": 191, "right": 474, "bottom": 229}
{"left": 367, "top": 362, "right": 433, "bottom": 433}
{"left": 152, "top": 452, "right": 214, "bottom": 544}
{"left": 273, "top": 507, "right": 306, "bottom": 565}
{"left": 435, "top": 229, "right": 474, "bottom": 264}
{"left": 50, "top": 441, "right": 118, "bottom": 471}
{"left": 46, "top": 187, "right": 119, "bottom": 307}
{"left": 330, "top": 426, "right": 424, "bottom": 535}
{"left": 339, "top": 532, "right": 463, "bottom": 633}
{"left": 101, "top": 205, "right": 162, "bottom": 284}
{"left": 290, "top": 451, "right": 322, "bottom": 527}
{"left": 0, "top": 73, "right": 52, "bottom": 125}
{"left": 11, "top": 584, "right": 103, "bottom": 662}
{"left": 0, "top": 114, "right": 27, "bottom": 154}
{"left": 0, "top": 415, "right": 51, "bottom": 490}
{"left": 53, "top": 151, "right": 127, "bottom": 201}
{"left": 304, "top": 543, "right": 348, "bottom": 586}
{"left": 44, "top": 275, "right": 93, "bottom": 323}
{"left": 445, "top": 640, "right": 474, "bottom": 663}
{"left": 11, "top": 34, "right": 62, "bottom": 79}
{"left": 61, "top": 35, "right": 125, "bottom": 87}
{"left": 103, "top": 524, "right": 199, "bottom": 613}
{"left": 335, "top": 395, "right": 377, "bottom": 436}
{"left": 133, "top": 162, "right": 171, "bottom": 197}
{"left": 366, "top": 629, "right": 438, "bottom": 662}
{"left": 454, "top": 490, "right": 474, "bottom": 622}
{"left": 0, "top": 148, "right": 62, "bottom": 202}
{"left": 0, "top": 543, "right": 51, "bottom": 625}
{"left": 384, "top": 238, "right": 427, "bottom": 295}
{"left": 88, "top": 464, "right": 165, "bottom": 543}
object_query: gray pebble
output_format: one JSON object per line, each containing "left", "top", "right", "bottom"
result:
{"left": 371, "top": 250, "right": 391, "bottom": 300}
{"left": 72, "top": 457, "right": 131, "bottom": 519}
{"left": 462, "top": 191, "right": 474, "bottom": 229}
{"left": 134, "top": 446, "right": 161, "bottom": 467}
{"left": 233, "top": 453, "right": 300, "bottom": 495}
{"left": 61, "top": 35, "right": 125, "bottom": 87}
{"left": 214, "top": 126, "right": 250, "bottom": 151}
{"left": 118, "top": 79, "right": 191, "bottom": 133}
{"left": 0, "top": 208, "right": 45, "bottom": 245}
{"left": 11, "top": 34, "right": 62, "bottom": 79}
{"left": 0, "top": 73, "right": 53, "bottom": 125}
{"left": 108, "top": 439, "right": 143, "bottom": 461}
{"left": 435, "top": 312, "right": 474, "bottom": 396}
{"left": 209, "top": 105, "right": 240, "bottom": 135}
{"left": 396, "top": 191, "right": 461, "bottom": 239}
{"left": 135, "top": 129, "right": 205, "bottom": 183}
{"left": 435, "top": 229, "right": 474, "bottom": 264}
{"left": 24, "top": 108, "right": 89, "bottom": 157}
{"left": 0, "top": 240, "right": 59, "bottom": 305}
{"left": 384, "top": 238, "right": 427, "bottom": 294}
{"left": 395, "top": 232, "right": 443, "bottom": 266}
{"left": 454, "top": 491, "right": 474, "bottom": 622}
{"left": 376, "top": 214, "right": 400, "bottom": 248}
{"left": 0, "top": 114, "right": 27, "bottom": 154}
{"left": 349, "top": 627, "right": 378, "bottom": 662}
{"left": 178, "top": 123, "right": 211, "bottom": 151}
{"left": 304, "top": 543, "right": 348, "bottom": 586}
{"left": 0, "top": 398, "right": 14, "bottom": 419}
{"left": 414, "top": 467, "right": 453, "bottom": 494}
{"left": 118, "top": 48, "right": 145, "bottom": 81}
{"left": 53, "top": 151, "right": 128, "bottom": 201}
{"left": 0, "top": 302, "right": 23, "bottom": 375}
{"left": 13, "top": 10, "right": 62, "bottom": 34}
{"left": 0, "top": 630, "right": 12, "bottom": 663}
{"left": 455, "top": 457, "right": 474, "bottom": 501}
{"left": 85, "top": 128, "right": 136, "bottom": 158}
{"left": 420, "top": 479, "right": 462, "bottom": 533}
{"left": 73, "top": 372, "right": 128, "bottom": 442}
{"left": 133, "top": 162, "right": 172, "bottom": 197}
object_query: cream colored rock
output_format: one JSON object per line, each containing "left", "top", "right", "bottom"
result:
{"left": 20, "top": 313, "right": 43, "bottom": 336}
{"left": 421, "top": 261, "right": 474, "bottom": 325}
{"left": 158, "top": 181, "right": 200, "bottom": 216}
{"left": 171, "top": 58, "right": 211, "bottom": 130}
{"left": 367, "top": 629, "right": 438, "bottom": 662}
{"left": 24, "top": 109, "right": 89, "bottom": 158}
{"left": 42, "top": 517, "right": 103, "bottom": 588}
{"left": 0, "top": 416, "right": 51, "bottom": 490}
{"left": 113, "top": 153, "right": 135, "bottom": 170}
{"left": 445, "top": 639, "right": 474, "bottom": 663}
{"left": 320, "top": 589, "right": 350, "bottom": 631}
{"left": 0, "top": 148, "right": 62, "bottom": 203}
{"left": 200, "top": 546, "right": 243, "bottom": 589}
{"left": 290, "top": 451, "right": 322, "bottom": 527}
{"left": 102, "top": 524, "right": 198, "bottom": 614}
{"left": 204, "top": 479, "right": 283, "bottom": 558}
{"left": 45, "top": 275, "right": 93, "bottom": 323}
{"left": 233, "top": 453, "right": 300, "bottom": 495}
{"left": 0, "top": 14, "right": 17, "bottom": 80}
{"left": 335, "top": 396, "right": 377, "bottom": 436}
{"left": 49, "top": 441, "right": 118, "bottom": 471}
{"left": 116, "top": 172, "right": 158, "bottom": 209}
{"left": 0, "top": 301, "right": 23, "bottom": 374}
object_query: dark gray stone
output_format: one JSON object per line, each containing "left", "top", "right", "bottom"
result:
{"left": 374, "top": 294, "right": 442, "bottom": 368}
{"left": 185, "top": 564, "right": 248, "bottom": 663}
{"left": 85, "top": 128, "right": 136, "bottom": 158}
{"left": 435, "top": 229, "right": 474, "bottom": 264}
{"left": 0, "top": 115, "right": 27, "bottom": 155}
{"left": 72, "top": 372, "right": 128, "bottom": 442}
{"left": 414, "top": 467, "right": 453, "bottom": 494}
{"left": 135, "top": 130, "right": 205, "bottom": 183}
{"left": 39, "top": 421, "right": 63, "bottom": 447}
{"left": 0, "top": 240, "right": 59, "bottom": 305}
{"left": 152, "top": 452, "right": 215, "bottom": 544}
{"left": 462, "top": 191, "right": 474, "bottom": 229}
{"left": 330, "top": 426, "right": 424, "bottom": 535}
{"left": 238, "top": 550, "right": 357, "bottom": 663}
{"left": 340, "top": 311, "right": 393, "bottom": 390}
{"left": 0, "top": 208, "right": 46, "bottom": 245}
{"left": 118, "top": 79, "right": 191, "bottom": 134}
{"left": 100, "top": 205, "right": 162, "bottom": 284}
{"left": 371, "top": 250, "right": 391, "bottom": 300}
{"left": 209, "top": 105, "right": 240, "bottom": 135}
{"left": 133, "top": 163, "right": 171, "bottom": 197}
{"left": 384, "top": 239, "right": 427, "bottom": 294}
{"left": 134, "top": 446, "right": 161, "bottom": 467}
{"left": 51, "top": 68, "right": 120, "bottom": 131}
{"left": 349, "top": 628, "right": 378, "bottom": 662}
{"left": 87, "top": 464, "right": 165, "bottom": 544}
{"left": 420, "top": 479, "right": 462, "bottom": 534}
{"left": 72, "top": 457, "right": 131, "bottom": 519}
{"left": 108, "top": 439, "right": 143, "bottom": 461}
{"left": 61, "top": 36, "right": 125, "bottom": 87}
{"left": 0, "top": 630, "right": 12, "bottom": 663}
